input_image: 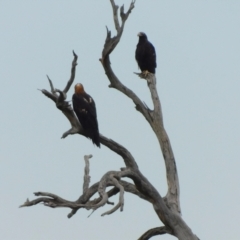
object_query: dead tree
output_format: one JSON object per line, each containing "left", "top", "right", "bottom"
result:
{"left": 20, "top": 1, "right": 199, "bottom": 239}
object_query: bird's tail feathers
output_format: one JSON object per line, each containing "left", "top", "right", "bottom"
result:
{"left": 92, "top": 131, "right": 100, "bottom": 148}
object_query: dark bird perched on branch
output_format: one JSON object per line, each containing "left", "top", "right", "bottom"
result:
{"left": 135, "top": 32, "right": 157, "bottom": 75}
{"left": 72, "top": 83, "right": 100, "bottom": 148}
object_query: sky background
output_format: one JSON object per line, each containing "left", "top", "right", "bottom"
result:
{"left": 0, "top": 1, "right": 240, "bottom": 239}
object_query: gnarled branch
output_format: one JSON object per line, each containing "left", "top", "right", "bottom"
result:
{"left": 39, "top": 51, "right": 138, "bottom": 169}
{"left": 101, "top": 0, "right": 135, "bottom": 59}
{"left": 20, "top": 157, "right": 150, "bottom": 218}
{"left": 41, "top": 51, "right": 82, "bottom": 138}
{"left": 101, "top": 0, "right": 180, "bottom": 214}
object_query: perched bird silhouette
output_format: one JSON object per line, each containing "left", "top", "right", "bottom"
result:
{"left": 135, "top": 32, "right": 157, "bottom": 74}
{"left": 72, "top": 83, "right": 100, "bottom": 147}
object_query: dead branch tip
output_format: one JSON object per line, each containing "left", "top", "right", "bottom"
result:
{"left": 19, "top": 198, "right": 30, "bottom": 208}
{"left": 105, "top": 26, "right": 111, "bottom": 39}
{"left": 84, "top": 154, "right": 93, "bottom": 159}
{"left": 120, "top": 5, "right": 124, "bottom": 14}
{"left": 72, "top": 50, "right": 78, "bottom": 58}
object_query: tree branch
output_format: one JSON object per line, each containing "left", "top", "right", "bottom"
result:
{"left": 100, "top": 1, "right": 153, "bottom": 124}
{"left": 40, "top": 51, "right": 138, "bottom": 169}
{"left": 20, "top": 156, "right": 151, "bottom": 218}
{"left": 97, "top": 2, "right": 201, "bottom": 239}
{"left": 83, "top": 154, "right": 92, "bottom": 194}
{"left": 101, "top": 0, "right": 180, "bottom": 214}
{"left": 100, "top": 175, "right": 124, "bottom": 216}
{"left": 100, "top": 135, "right": 137, "bottom": 169}
{"left": 41, "top": 51, "right": 83, "bottom": 138}
{"left": 63, "top": 50, "right": 78, "bottom": 94}
{"left": 69, "top": 178, "right": 151, "bottom": 218}
{"left": 138, "top": 226, "right": 172, "bottom": 240}
{"left": 144, "top": 73, "right": 181, "bottom": 214}
{"left": 20, "top": 158, "right": 158, "bottom": 221}
{"left": 101, "top": 0, "right": 135, "bottom": 59}
{"left": 110, "top": 0, "right": 120, "bottom": 32}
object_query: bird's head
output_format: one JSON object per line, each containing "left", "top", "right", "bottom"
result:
{"left": 74, "top": 83, "right": 85, "bottom": 94}
{"left": 137, "top": 32, "right": 147, "bottom": 40}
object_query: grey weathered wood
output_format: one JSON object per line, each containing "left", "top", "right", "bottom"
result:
{"left": 146, "top": 73, "right": 180, "bottom": 213}
{"left": 83, "top": 155, "right": 92, "bottom": 195}
{"left": 138, "top": 226, "right": 172, "bottom": 240}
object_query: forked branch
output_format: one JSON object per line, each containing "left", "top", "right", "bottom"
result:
{"left": 101, "top": 0, "right": 180, "bottom": 214}
{"left": 39, "top": 51, "right": 138, "bottom": 169}
{"left": 99, "top": 2, "right": 199, "bottom": 237}
{"left": 101, "top": 1, "right": 153, "bottom": 125}
{"left": 102, "top": 0, "right": 135, "bottom": 58}
{"left": 20, "top": 156, "right": 149, "bottom": 218}
{"left": 41, "top": 51, "right": 82, "bottom": 138}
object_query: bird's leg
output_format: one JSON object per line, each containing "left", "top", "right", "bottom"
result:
{"left": 142, "top": 70, "right": 150, "bottom": 77}
{"left": 136, "top": 70, "right": 150, "bottom": 80}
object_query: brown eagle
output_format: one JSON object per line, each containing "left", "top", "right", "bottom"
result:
{"left": 135, "top": 32, "right": 157, "bottom": 74}
{"left": 72, "top": 83, "right": 100, "bottom": 148}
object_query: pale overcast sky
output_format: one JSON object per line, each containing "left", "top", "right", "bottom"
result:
{"left": 0, "top": 1, "right": 240, "bottom": 239}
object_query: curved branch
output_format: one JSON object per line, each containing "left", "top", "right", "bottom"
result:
{"left": 63, "top": 50, "right": 78, "bottom": 94}
{"left": 110, "top": 0, "right": 120, "bottom": 32}
{"left": 70, "top": 178, "right": 151, "bottom": 218}
{"left": 100, "top": 135, "right": 137, "bottom": 169}
{"left": 144, "top": 74, "right": 180, "bottom": 214}
{"left": 101, "top": 0, "right": 180, "bottom": 214}
{"left": 102, "top": 59, "right": 153, "bottom": 124}
{"left": 41, "top": 52, "right": 83, "bottom": 138}
{"left": 138, "top": 226, "right": 172, "bottom": 240}
{"left": 101, "top": 1, "right": 152, "bottom": 125}
{"left": 99, "top": 0, "right": 177, "bottom": 225}
{"left": 20, "top": 192, "right": 73, "bottom": 208}
{"left": 101, "top": 0, "right": 135, "bottom": 59}
{"left": 88, "top": 169, "right": 135, "bottom": 214}
{"left": 40, "top": 51, "right": 138, "bottom": 169}
{"left": 20, "top": 153, "right": 197, "bottom": 238}
{"left": 101, "top": 175, "right": 124, "bottom": 216}
{"left": 41, "top": 93, "right": 137, "bottom": 168}
{"left": 20, "top": 165, "right": 153, "bottom": 218}
{"left": 20, "top": 155, "right": 148, "bottom": 216}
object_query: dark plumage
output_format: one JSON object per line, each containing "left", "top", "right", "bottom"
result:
{"left": 135, "top": 32, "right": 157, "bottom": 74}
{"left": 72, "top": 83, "right": 100, "bottom": 148}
